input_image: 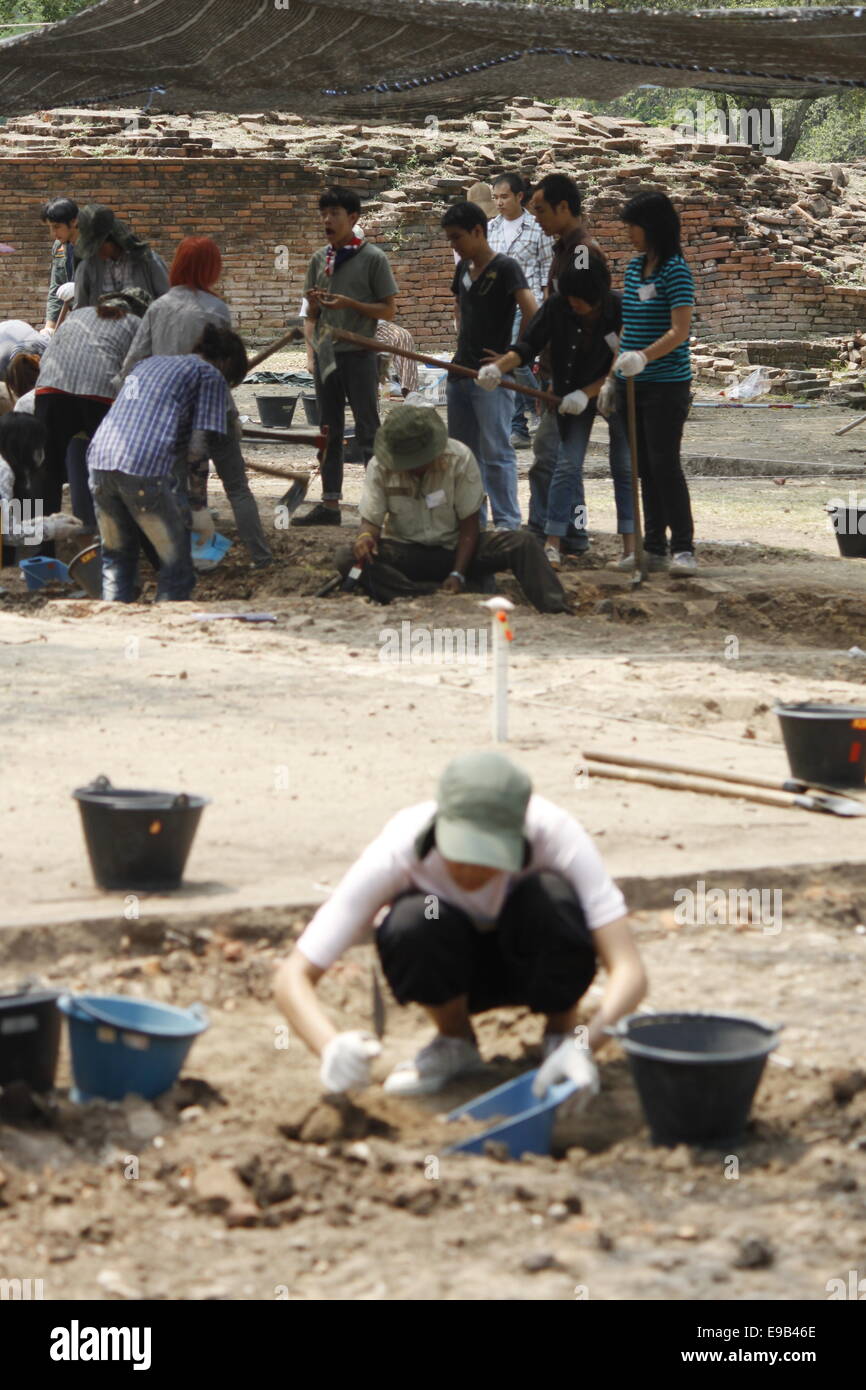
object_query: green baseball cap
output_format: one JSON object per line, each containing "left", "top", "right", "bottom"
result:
{"left": 374, "top": 404, "right": 448, "bottom": 472}
{"left": 433, "top": 751, "right": 532, "bottom": 872}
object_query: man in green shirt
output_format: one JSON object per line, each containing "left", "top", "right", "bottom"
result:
{"left": 41, "top": 197, "right": 79, "bottom": 334}
{"left": 294, "top": 186, "right": 398, "bottom": 528}
{"left": 333, "top": 406, "right": 568, "bottom": 612}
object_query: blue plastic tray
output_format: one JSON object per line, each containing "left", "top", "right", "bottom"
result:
{"left": 444, "top": 1067, "right": 578, "bottom": 1159}
{"left": 19, "top": 557, "right": 70, "bottom": 591}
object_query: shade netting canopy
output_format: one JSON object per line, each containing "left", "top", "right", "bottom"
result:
{"left": 0, "top": 0, "right": 864, "bottom": 119}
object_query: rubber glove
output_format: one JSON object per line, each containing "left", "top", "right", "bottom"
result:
{"left": 476, "top": 364, "right": 502, "bottom": 391}
{"left": 44, "top": 513, "right": 85, "bottom": 540}
{"left": 55, "top": 282, "right": 76, "bottom": 303}
{"left": 615, "top": 350, "right": 647, "bottom": 378}
{"left": 320, "top": 1030, "right": 382, "bottom": 1093}
{"left": 558, "top": 389, "right": 589, "bottom": 417}
{"left": 190, "top": 508, "right": 215, "bottom": 546}
{"left": 532, "top": 1035, "right": 599, "bottom": 1105}
{"left": 596, "top": 379, "right": 617, "bottom": 419}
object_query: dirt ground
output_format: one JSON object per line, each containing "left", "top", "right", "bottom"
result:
{"left": 1, "top": 882, "right": 865, "bottom": 1302}
{"left": 2, "top": 394, "right": 866, "bottom": 1301}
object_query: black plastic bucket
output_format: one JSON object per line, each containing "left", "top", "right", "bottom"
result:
{"left": 68, "top": 542, "right": 102, "bottom": 599}
{"left": 827, "top": 506, "right": 866, "bottom": 558}
{"left": 72, "top": 775, "right": 209, "bottom": 891}
{"left": 301, "top": 394, "right": 320, "bottom": 426}
{"left": 775, "top": 701, "right": 866, "bottom": 789}
{"left": 0, "top": 987, "right": 61, "bottom": 1092}
{"left": 255, "top": 394, "right": 298, "bottom": 429}
{"left": 614, "top": 1012, "right": 778, "bottom": 1147}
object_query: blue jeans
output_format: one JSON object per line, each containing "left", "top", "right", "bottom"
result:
{"left": 446, "top": 375, "right": 521, "bottom": 530}
{"left": 529, "top": 408, "right": 587, "bottom": 545}
{"left": 547, "top": 404, "right": 635, "bottom": 538}
{"left": 92, "top": 469, "right": 195, "bottom": 602}
{"left": 510, "top": 311, "right": 535, "bottom": 438}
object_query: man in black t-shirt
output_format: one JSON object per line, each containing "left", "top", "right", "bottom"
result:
{"left": 441, "top": 202, "right": 537, "bottom": 530}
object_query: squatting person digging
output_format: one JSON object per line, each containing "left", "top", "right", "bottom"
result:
{"left": 275, "top": 751, "right": 647, "bottom": 1097}
{"left": 331, "top": 404, "right": 568, "bottom": 613}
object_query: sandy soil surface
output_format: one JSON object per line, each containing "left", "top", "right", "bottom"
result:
{"left": 2, "top": 395, "right": 866, "bottom": 1302}
{"left": 3, "top": 462, "right": 866, "bottom": 931}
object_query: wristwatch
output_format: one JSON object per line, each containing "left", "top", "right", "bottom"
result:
{"left": 449, "top": 571, "right": 466, "bottom": 586}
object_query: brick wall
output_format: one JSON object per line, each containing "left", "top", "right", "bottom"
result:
{"left": 1, "top": 158, "right": 863, "bottom": 350}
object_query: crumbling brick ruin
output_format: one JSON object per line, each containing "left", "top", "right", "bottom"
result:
{"left": 1, "top": 98, "right": 864, "bottom": 358}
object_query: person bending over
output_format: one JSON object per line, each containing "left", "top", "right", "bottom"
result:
{"left": 0, "top": 414, "right": 83, "bottom": 566}
{"left": 86, "top": 325, "right": 247, "bottom": 602}
{"left": 120, "top": 236, "right": 272, "bottom": 567}
{"left": 275, "top": 751, "right": 647, "bottom": 1099}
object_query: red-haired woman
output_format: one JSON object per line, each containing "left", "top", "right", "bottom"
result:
{"left": 120, "top": 236, "right": 272, "bottom": 566}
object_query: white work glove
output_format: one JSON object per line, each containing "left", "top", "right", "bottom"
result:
{"left": 476, "top": 364, "right": 502, "bottom": 391}
{"left": 320, "top": 1030, "right": 382, "bottom": 1094}
{"left": 190, "top": 508, "right": 215, "bottom": 546}
{"left": 596, "top": 379, "right": 617, "bottom": 419}
{"left": 615, "top": 350, "right": 647, "bottom": 378}
{"left": 56, "top": 282, "right": 76, "bottom": 303}
{"left": 558, "top": 388, "right": 589, "bottom": 417}
{"left": 532, "top": 1035, "right": 600, "bottom": 1107}
{"left": 44, "top": 513, "right": 85, "bottom": 541}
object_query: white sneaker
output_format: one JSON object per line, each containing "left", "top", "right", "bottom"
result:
{"left": 610, "top": 553, "right": 670, "bottom": 573}
{"left": 670, "top": 551, "right": 697, "bottom": 576}
{"left": 543, "top": 544, "right": 562, "bottom": 571}
{"left": 383, "top": 1035, "right": 484, "bottom": 1096}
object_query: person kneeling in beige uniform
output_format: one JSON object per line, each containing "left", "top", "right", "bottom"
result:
{"left": 333, "top": 404, "right": 568, "bottom": 612}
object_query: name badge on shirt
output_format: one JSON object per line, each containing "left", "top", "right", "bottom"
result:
{"left": 425, "top": 489, "right": 446, "bottom": 508}
{"left": 461, "top": 270, "right": 473, "bottom": 292}
{"left": 637, "top": 283, "right": 657, "bottom": 302}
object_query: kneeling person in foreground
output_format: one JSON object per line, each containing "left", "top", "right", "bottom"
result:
{"left": 275, "top": 751, "right": 648, "bottom": 1099}
{"left": 333, "top": 404, "right": 568, "bottom": 612}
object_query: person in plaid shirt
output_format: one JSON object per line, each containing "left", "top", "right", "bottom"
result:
{"left": 488, "top": 173, "right": 553, "bottom": 449}
{"left": 34, "top": 289, "right": 150, "bottom": 543}
{"left": 87, "top": 324, "right": 247, "bottom": 602}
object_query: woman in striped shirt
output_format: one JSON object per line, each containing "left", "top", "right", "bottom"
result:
{"left": 612, "top": 191, "right": 696, "bottom": 575}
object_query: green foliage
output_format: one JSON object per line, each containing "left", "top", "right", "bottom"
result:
{"left": 0, "top": 0, "right": 92, "bottom": 26}
{"left": 796, "top": 90, "right": 866, "bottom": 162}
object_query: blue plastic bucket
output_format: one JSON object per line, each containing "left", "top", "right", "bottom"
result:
{"left": 57, "top": 993, "right": 208, "bottom": 1101}
{"left": 19, "top": 557, "right": 70, "bottom": 591}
